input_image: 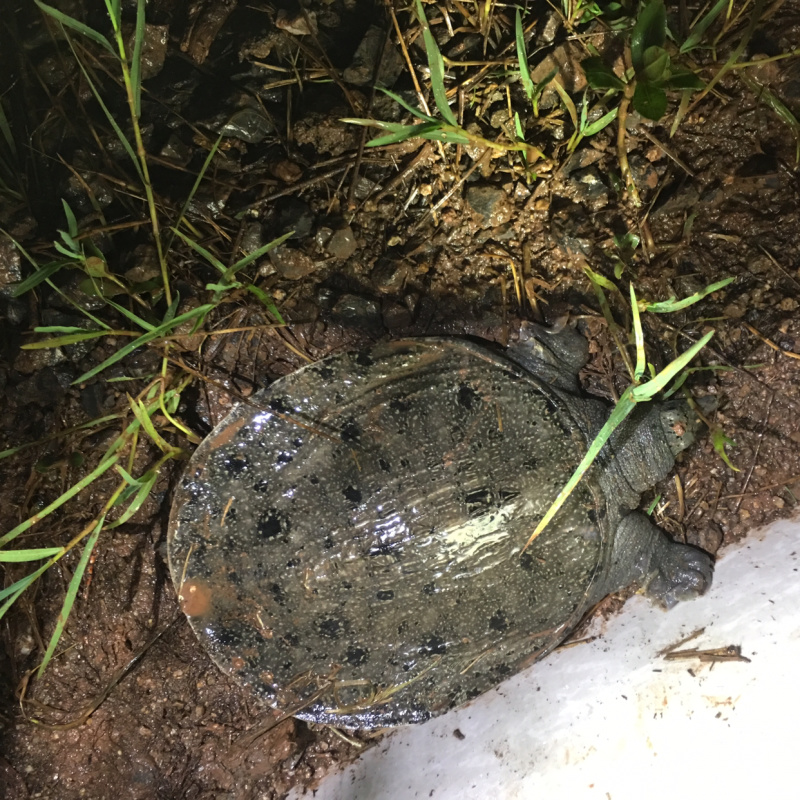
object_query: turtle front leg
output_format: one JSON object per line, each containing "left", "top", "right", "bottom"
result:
{"left": 603, "top": 512, "right": 714, "bottom": 610}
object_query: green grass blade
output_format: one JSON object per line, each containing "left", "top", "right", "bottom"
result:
{"left": 366, "top": 122, "right": 445, "bottom": 146}
{"left": 130, "top": 0, "right": 146, "bottom": 118}
{"left": 630, "top": 283, "right": 645, "bottom": 381}
{"left": 65, "top": 36, "right": 144, "bottom": 184}
{"left": 630, "top": 331, "right": 714, "bottom": 401}
{"left": 642, "top": 277, "right": 734, "bottom": 313}
{"left": 516, "top": 9, "right": 534, "bottom": 99}
{"left": 582, "top": 106, "right": 619, "bottom": 136}
{"left": 72, "top": 303, "right": 214, "bottom": 384}
{"left": 225, "top": 231, "right": 295, "bottom": 280}
{"left": 377, "top": 88, "right": 438, "bottom": 122}
{"left": 0, "top": 455, "right": 118, "bottom": 548}
{"left": 105, "top": 298, "right": 156, "bottom": 331}
{"left": 108, "top": 469, "right": 158, "bottom": 528}
{"left": 524, "top": 392, "right": 639, "bottom": 551}
{"left": 128, "top": 395, "right": 173, "bottom": 453}
{"left": 415, "top": 0, "right": 457, "bottom": 125}
{"left": 37, "top": 517, "right": 104, "bottom": 677}
{"left": 0, "top": 547, "right": 64, "bottom": 562}
{"left": 171, "top": 228, "right": 226, "bottom": 272}
{"left": 246, "top": 284, "right": 285, "bottom": 325}
{"left": 0, "top": 563, "right": 51, "bottom": 618}
{"left": 680, "top": 0, "right": 728, "bottom": 53}
{"left": 12, "top": 260, "right": 70, "bottom": 296}
{"left": 34, "top": 0, "right": 115, "bottom": 54}
{"left": 22, "top": 330, "right": 115, "bottom": 349}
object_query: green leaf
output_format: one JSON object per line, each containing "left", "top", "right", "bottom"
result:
{"left": 631, "top": 0, "right": 667, "bottom": 73}
{"left": 641, "top": 45, "right": 670, "bottom": 83}
{"left": 34, "top": 0, "right": 115, "bottom": 54}
{"left": 633, "top": 81, "right": 668, "bottom": 120}
{"left": 415, "top": 0, "right": 457, "bottom": 126}
{"left": 711, "top": 426, "right": 739, "bottom": 471}
{"left": 61, "top": 199, "right": 79, "bottom": 238}
{"left": 680, "top": 0, "right": 728, "bottom": 54}
{"left": 582, "top": 57, "right": 626, "bottom": 91}
{"left": 662, "top": 70, "right": 705, "bottom": 91}
{"left": 366, "top": 122, "right": 445, "bottom": 147}
{"left": 246, "top": 284, "right": 285, "bottom": 325}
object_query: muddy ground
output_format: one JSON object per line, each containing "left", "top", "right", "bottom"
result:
{"left": 2, "top": 0, "right": 800, "bottom": 797}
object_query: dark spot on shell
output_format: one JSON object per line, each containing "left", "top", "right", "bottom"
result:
{"left": 457, "top": 383, "right": 481, "bottom": 410}
{"left": 489, "top": 610, "right": 509, "bottom": 632}
{"left": 355, "top": 351, "right": 374, "bottom": 367}
{"left": 466, "top": 688, "right": 482, "bottom": 700}
{"left": 252, "top": 478, "right": 269, "bottom": 493}
{"left": 223, "top": 456, "right": 248, "bottom": 477}
{"left": 286, "top": 558, "right": 300, "bottom": 568}
{"left": 523, "top": 458, "right": 538, "bottom": 470}
{"left": 270, "top": 583, "right": 287, "bottom": 605}
{"left": 257, "top": 509, "right": 287, "bottom": 539}
{"left": 399, "top": 458, "right": 410, "bottom": 468}
{"left": 346, "top": 645, "right": 369, "bottom": 666}
{"left": 308, "top": 474, "right": 320, "bottom": 485}
{"left": 422, "top": 582, "right": 436, "bottom": 595}
{"left": 376, "top": 589, "right": 394, "bottom": 601}
{"left": 318, "top": 366, "right": 334, "bottom": 380}
{"left": 276, "top": 452, "right": 293, "bottom": 464}
{"left": 224, "top": 507, "right": 237, "bottom": 523}
{"left": 389, "top": 398, "right": 410, "bottom": 414}
{"left": 343, "top": 485, "right": 362, "bottom": 504}
{"left": 283, "top": 632, "right": 300, "bottom": 647}
{"left": 293, "top": 437, "right": 303, "bottom": 448}
{"left": 519, "top": 552, "right": 534, "bottom": 571}
{"left": 341, "top": 418, "right": 361, "bottom": 443}
{"left": 587, "top": 507, "right": 597, "bottom": 523}
{"left": 269, "top": 397, "right": 291, "bottom": 414}
{"left": 419, "top": 635, "right": 447, "bottom": 656}
{"left": 492, "top": 663, "right": 513, "bottom": 678}
{"left": 318, "top": 618, "right": 343, "bottom": 639}
{"left": 378, "top": 458, "right": 391, "bottom": 471}
{"left": 323, "top": 535, "right": 335, "bottom": 549}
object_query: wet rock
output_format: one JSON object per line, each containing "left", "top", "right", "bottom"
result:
{"left": 14, "top": 364, "right": 74, "bottom": 406}
{"left": 294, "top": 114, "right": 360, "bottom": 157}
{"left": 126, "top": 24, "right": 168, "bottom": 80}
{"left": 270, "top": 160, "right": 303, "bottom": 184}
{"left": 549, "top": 199, "right": 593, "bottom": 256}
{"left": 343, "top": 26, "right": 404, "bottom": 88}
{"left": 269, "top": 247, "right": 318, "bottom": 280}
{"left": 276, "top": 9, "right": 317, "bottom": 35}
{"left": 277, "top": 198, "right": 314, "bottom": 240}
{"left": 160, "top": 135, "right": 193, "bottom": 166}
{"left": 628, "top": 154, "right": 659, "bottom": 193}
{"left": 327, "top": 227, "right": 357, "bottom": 259}
{"left": 372, "top": 259, "right": 410, "bottom": 294}
{"left": 569, "top": 167, "right": 609, "bottom": 210}
{"left": 222, "top": 107, "right": 274, "bottom": 144}
{"left": 382, "top": 301, "right": 413, "bottom": 329}
{"left": 0, "top": 238, "right": 22, "bottom": 297}
{"left": 331, "top": 294, "right": 382, "bottom": 328}
{"left": 13, "top": 342, "right": 67, "bottom": 374}
{"left": 181, "top": 0, "right": 238, "bottom": 64}
{"left": 465, "top": 185, "right": 513, "bottom": 227}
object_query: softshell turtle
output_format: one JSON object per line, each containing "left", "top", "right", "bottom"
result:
{"left": 168, "top": 324, "right": 713, "bottom": 728}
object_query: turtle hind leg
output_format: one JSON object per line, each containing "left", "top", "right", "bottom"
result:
{"left": 602, "top": 512, "right": 714, "bottom": 610}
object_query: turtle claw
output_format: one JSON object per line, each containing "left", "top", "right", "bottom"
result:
{"left": 645, "top": 543, "right": 714, "bottom": 609}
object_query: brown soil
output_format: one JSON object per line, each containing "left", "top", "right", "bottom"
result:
{"left": 2, "top": 1, "right": 800, "bottom": 798}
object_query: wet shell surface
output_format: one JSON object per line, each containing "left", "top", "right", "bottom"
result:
{"left": 168, "top": 338, "right": 607, "bottom": 728}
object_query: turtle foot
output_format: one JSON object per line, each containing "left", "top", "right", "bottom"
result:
{"left": 645, "top": 542, "right": 714, "bottom": 609}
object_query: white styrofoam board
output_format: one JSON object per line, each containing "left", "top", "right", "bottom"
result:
{"left": 294, "top": 518, "right": 800, "bottom": 800}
